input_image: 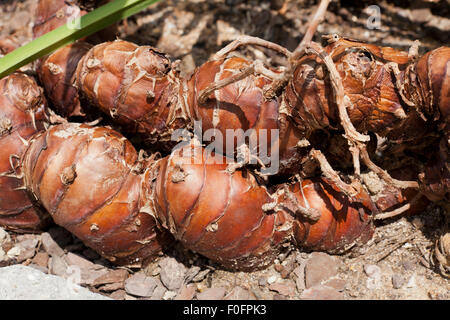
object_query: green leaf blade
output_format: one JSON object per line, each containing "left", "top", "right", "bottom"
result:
{"left": 0, "top": 0, "right": 161, "bottom": 79}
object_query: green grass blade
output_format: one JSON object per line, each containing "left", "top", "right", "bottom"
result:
{"left": 0, "top": 0, "right": 161, "bottom": 79}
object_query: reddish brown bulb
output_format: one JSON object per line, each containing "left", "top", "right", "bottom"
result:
{"left": 22, "top": 123, "right": 173, "bottom": 266}
{"left": 281, "top": 178, "right": 375, "bottom": 253}
{"left": 33, "top": 0, "right": 88, "bottom": 39}
{"left": 75, "top": 40, "right": 191, "bottom": 147}
{"left": 285, "top": 38, "right": 429, "bottom": 142}
{"left": 150, "top": 142, "right": 292, "bottom": 270}
{"left": 33, "top": 0, "right": 116, "bottom": 117}
{"left": 418, "top": 139, "right": 449, "bottom": 204}
{"left": 38, "top": 42, "right": 92, "bottom": 117}
{"left": 410, "top": 46, "right": 450, "bottom": 131}
{"left": 0, "top": 73, "right": 50, "bottom": 232}
{"left": 187, "top": 56, "right": 306, "bottom": 174}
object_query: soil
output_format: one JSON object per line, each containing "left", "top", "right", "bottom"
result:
{"left": 0, "top": 0, "right": 449, "bottom": 300}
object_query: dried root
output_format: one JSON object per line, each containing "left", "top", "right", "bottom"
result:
{"left": 433, "top": 232, "right": 450, "bottom": 278}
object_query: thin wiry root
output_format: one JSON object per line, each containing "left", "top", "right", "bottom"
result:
{"left": 305, "top": 41, "right": 370, "bottom": 144}
{"left": 309, "top": 148, "right": 359, "bottom": 198}
{"left": 17, "top": 133, "right": 29, "bottom": 146}
{"left": 292, "top": 0, "right": 331, "bottom": 60}
{"left": 282, "top": 184, "right": 321, "bottom": 221}
{"left": 374, "top": 192, "right": 422, "bottom": 220}
{"left": 262, "top": 185, "right": 321, "bottom": 222}
{"left": 198, "top": 64, "right": 255, "bottom": 105}
{"left": 226, "top": 144, "right": 269, "bottom": 181}
{"left": 359, "top": 145, "right": 419, "bottom": 189}
{"left": 212, "top": 35, "right": 292, "bottom": 61}
{"left": 433, "top": 235, "right": 450, "bottom": 278}
{"left": 0, "top": 170, "right": 23, "bottom": 179}
{"left": 197, "top": 60, "right": 284, "bottom": 105}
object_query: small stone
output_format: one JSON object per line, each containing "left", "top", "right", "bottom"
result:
{"left": 6, "top": 246, "right": 21, "bottom": 259}
{"left": 280, "top": 255, "right": 296, "bottom": 278}
{"left": 15, "top": 238, "right": 38, "bottom": 262}
{"left": 17, "top": 238, "right": 39, "bottom": 250}
{"left": 0, "top": 227, "right": 9, "bottom": 244}
{"left": 364, "top": 264, "right": 381, "bottom": 278}
{"left": 305, "top": 252, "right": 340, "bottom": 288}
{"left": 258, "top": 277, "right": 267, "bottom": 286}
{"left": 145, "top": 263, "right": 161, "bottom": 277}
{"left": 224, "top": 286, "right": 257, "bottom": 300}
{"left": 48, "top": 256, "right": 68, "bottom": 277}
{"left": 273, "top": 293, "right": 288, "bottom": 300}
{"left": 93, "top": 269, "right": 129, "bottom": 286}
{"left": 216, "top": 20, "right": 241, "bottom": 46}
{"left": 124, "top": 272, "right": 158, "bottom": 297}
{"left": 196, "top": 287, "right": 226, "bottom": 300}
{"left": 392, "top": 274, "right": 405, "bottom": 289}
{"left": 16, "top": 247, "right": 36, "bottom": 263}
{"left": 401, "top": 259, "right": 416, "bottom": 272}
{"left": 124, "top": 294, "right": 138, "bottom": 300}
{"left": 109, "top": 290, "right": 126, "bottom": 300}
{"left": 323, "top": 278, "right": 346, "bottom": 292}
{"left": 63, "top": 252, "right": 108, "bottom": 286}
{"left": 15, "top": 234, "right": 35, "bottom": 241}
{"left": 267, "top": 275, "right": 278, "bottom": 284}
{"left": 80, "top": 269, "right": 109, "bottom": 286}
{"left": 40, "top": 232, "right": 65, "bottom": 257}
{"left": 150, "top": 279, "right": 167, "bottom": 300}
{"left": 292, "top": 265, "right": 306, "bottom": 291}
{"left": 163, "top": 291, "right": 177, "bottom": 300}
{"left": 158, "top": 257, "right": 187, "bottom": 291}
{"left": 364, "top": 264, "right": 382, "bottom": 290}
{"left": 269, "top": 280, "right": 296, "bottom": 297}
{"left": 406, "top": 275, "right": 416, "bottom": 288}
{"left": 65, "top": 252, "right": 95, "bottom": 269}
{"left": 0, "top": 248, "right": 6, "bottom": 262}
{"left": 98, "top": 282, "right": 124, "bottom": 292}
{"left": 174, "top": 284, "right": 197, "bottom": 300}
{"left": 1, "top": 241, "right": 14, "bottom": 254}
{"left": 300, "top": 285, "right": 344, "bottom": 300}
{"left": 191, "top": 269, "right": 210, "bottom": 282}
{"left": 184, "top": 266, "right": 201, "bottom": 283}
